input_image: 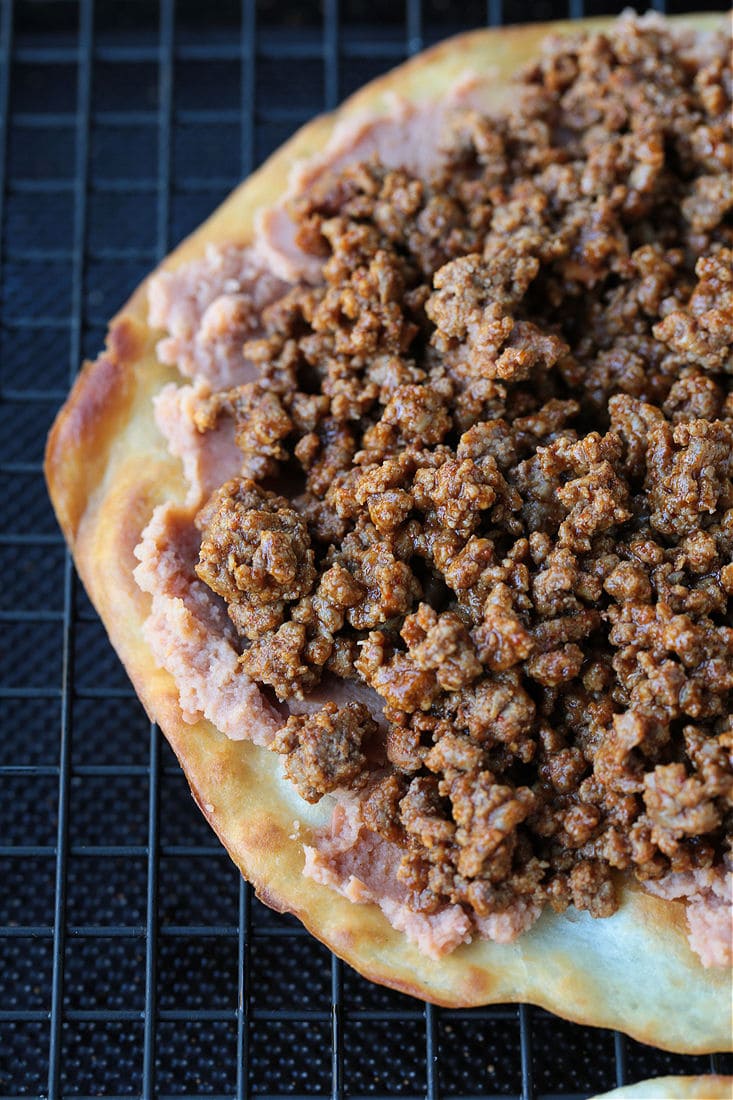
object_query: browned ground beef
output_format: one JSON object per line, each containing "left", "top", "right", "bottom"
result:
{"left": 272, "top": 702, "right": 376, "bottom": 803}
{"left": 194, "top": 17, "right": 732, "bottom": 924}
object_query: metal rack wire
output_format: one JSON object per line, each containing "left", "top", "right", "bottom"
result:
{"left": 0, "top": 1, "right": 730, "bottom": 1097}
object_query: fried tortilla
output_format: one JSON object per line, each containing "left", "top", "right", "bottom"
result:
{"left": 591, "top": 1076, "right": 733, "bottom": 1099}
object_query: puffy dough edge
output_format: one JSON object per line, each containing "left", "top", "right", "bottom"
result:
{"left": 591, "top": 1076, "right": 733, "bottom": 1099}
{"left": 45, "top": 18, "right": 732, "bottom": 1051}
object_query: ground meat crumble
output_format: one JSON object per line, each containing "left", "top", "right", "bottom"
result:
{"left": 182, "top": 18, "right": 732, "bottom": 938}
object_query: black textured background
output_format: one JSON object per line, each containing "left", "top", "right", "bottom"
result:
{"left": 0, "top": 1, "right": 731, "bottom": 1098}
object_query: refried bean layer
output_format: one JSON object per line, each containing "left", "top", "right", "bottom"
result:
{"left": 183, "top": 17, "right": 731, "bottom": 933}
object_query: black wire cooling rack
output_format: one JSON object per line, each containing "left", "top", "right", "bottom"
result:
{"left": 1, "top": 1, "right": 731, "bottom": 1097}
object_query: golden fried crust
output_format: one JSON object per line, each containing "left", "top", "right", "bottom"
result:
{"left": 591, "top": 1076, "right": 733, "bottom": 1099}
{"left": 45, "top": 18, "right": 732, "bottom": 1051}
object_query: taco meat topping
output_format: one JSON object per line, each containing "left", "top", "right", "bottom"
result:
{"left": 147, "top": 13, "right": 732, "bottom": 958}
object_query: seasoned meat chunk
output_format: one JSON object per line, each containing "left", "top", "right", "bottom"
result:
{"left": 646, "top": 419, "right": 733, "bottom": 537}
{"left": 401, "top": 603, "right": 482, "bottom": 690}
{"left": 196, "top": 478, "right": 316, "bottom": 640}
{"left": 194, "top": 383, "right": 292, "bottom": 480}
{"left": 643, "top": 763, "right": 721, "bottom": 858}
{"left": 272, "top": 702, "right": 375, "bottom": 802}
{"left": 239, "top": 620, "right": 322, "bottom": 701}
{"left": 449, "top": 772, "right": 536, "bottom": 879}
{"left": 654, "top": 251, "right": 733, "bottom": 373}
{"left": 413, "top": 455, "right": 509, "bottom": 539}
{"left": 426, "top": 254, "right": 565, "bottom": 383}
